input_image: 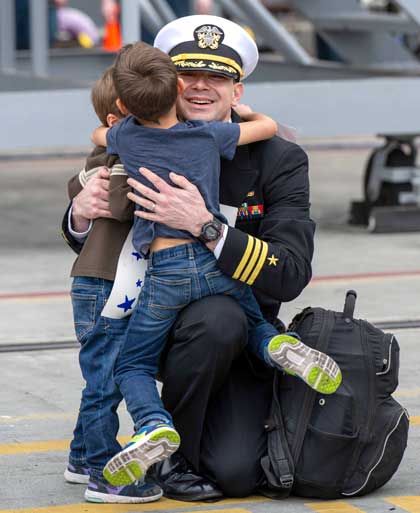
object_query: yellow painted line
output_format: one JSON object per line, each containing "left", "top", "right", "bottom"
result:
{"left": 179, "top": 509, "right": 252, "bottom": 513}
{"left": 0, "top": 439, "right": 70, "bottom": 454}
{"left": 305, "top": 501, "right": 366, "bottom": 513}
{"left": 394, "top": 387, "right": 420, "bottom": 399}
{"left": 386, "top": 496, "right": 420, "bottom": 512}
{"left": 0, "top": 499, "right": 264, "bottom": 513}
{"left": 0, "top": 437, "right": 131, "bottom": 455}
{"left": 180, "top": 509, "right": 252, "bottom": 513}
{"left": 2, "top": 416, "right": 420, "bottom": 455}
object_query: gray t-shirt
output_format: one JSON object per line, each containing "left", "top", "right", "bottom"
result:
{"left": 107, "top": 116, "right": 240, "bottom": 255}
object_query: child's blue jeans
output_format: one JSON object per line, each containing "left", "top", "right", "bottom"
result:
{"left": 69, "top": 277, "right": 129, "bottom": 477}
{"left": 114, "top": 242, "right": 278, "bottom": 432}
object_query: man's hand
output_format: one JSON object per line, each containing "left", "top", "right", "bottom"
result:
{"left": 127, "top": 167, "right": 213, "bottom": 236}
{"left": 71, "top": 167, "right": 112, "bottom": 231}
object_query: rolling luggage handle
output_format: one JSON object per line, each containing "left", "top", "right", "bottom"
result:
{"left": 343, "top": 290, "right": 357, "bottom": 321}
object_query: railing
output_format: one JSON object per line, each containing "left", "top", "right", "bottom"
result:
{"left": 1, "top": 0, "right": 50, "bottom": 76}
{"left": 0, "top": 0, "right": 16, "bottom": 74}
{"left": 220, "top": 0, "right": 311, "bottom": 64}
{"left": 0, "top": 0, "right": 145, "bottom": 77}
{"left": 0, "top": 0, "right": 311, "bottom": 78}
{"left": 3, "top": 0, "right": 420, "bottom": 79}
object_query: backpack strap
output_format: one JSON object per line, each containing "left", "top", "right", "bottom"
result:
{"left": 291, "top": 309, "right": 336, "bottom": 463}
{"left": 262, "top": 308, "right": 337, "bottom": 497}
{"left": 260, "top": 371, "right": 295, "bottom": 497}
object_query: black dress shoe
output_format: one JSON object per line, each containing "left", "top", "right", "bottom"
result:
{"left": 149, "top": 453, "right": 224, "bottom": 502}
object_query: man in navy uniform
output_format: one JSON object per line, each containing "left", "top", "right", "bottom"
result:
{"left": 63, "top": 15, "right": 315, "bottom": 501}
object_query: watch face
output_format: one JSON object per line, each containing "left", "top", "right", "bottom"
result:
{"left": 199, "top": 219, "right": 222, "bottom": 243}
{"left": 205, "top": 226, "right": 219, "bottom": 240}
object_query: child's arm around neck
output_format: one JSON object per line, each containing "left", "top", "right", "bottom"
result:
{"left": 92, "top": 126, "right": 109, "bottom": 147}
{"left": 235, "top": 104, "right": 278, "bottom": 146}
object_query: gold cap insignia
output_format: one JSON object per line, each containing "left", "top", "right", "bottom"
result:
{"left": 194, "top": 25, "right": 224, "bottom": 50}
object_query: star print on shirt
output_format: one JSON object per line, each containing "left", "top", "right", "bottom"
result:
{"left": 131, "top": 251, "right": 142, "bottom": 261}
{"left": 117, "top": 295, "right": 136, "bottom": 312}
{"left": 136, "top": 279, "right": 142, "bottom": 288}
{"left": 267, "top": 254, "right": 279, "bottom": 266}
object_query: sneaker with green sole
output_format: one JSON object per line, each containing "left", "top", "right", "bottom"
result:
{"left": 267, "top": 333, "right": 342, "bottom": 394}
{"left": 103, "top": 423, "right": 180, "bottom": 486}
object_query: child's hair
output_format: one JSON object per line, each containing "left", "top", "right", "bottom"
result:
{"left": 113, "top": 42, "right": 178, "bottom": 123}
{"left": 91, "top": 66, "right": 123, "bottom": 126}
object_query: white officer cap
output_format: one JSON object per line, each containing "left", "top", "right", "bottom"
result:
{"left": 154, "top": 15, "right": 259, "bottom": 81}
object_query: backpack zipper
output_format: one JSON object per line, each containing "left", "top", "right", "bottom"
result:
{"left": 376, "top": 334, "right": 395, "bottom": 376}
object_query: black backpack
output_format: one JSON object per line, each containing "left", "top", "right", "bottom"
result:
{"left": 262, "top": 290, "right": 409, "bottom": 499}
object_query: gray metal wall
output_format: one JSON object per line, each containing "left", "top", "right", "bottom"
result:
{"left": 2, "top": 78, "right": 420, "bottom": 153}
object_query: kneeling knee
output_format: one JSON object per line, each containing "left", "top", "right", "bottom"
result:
{"left": 214, "top": 461, "right": 260, "bottom": 497}
{"left": 188, "top": 295, "right": 248, "bottom": 352}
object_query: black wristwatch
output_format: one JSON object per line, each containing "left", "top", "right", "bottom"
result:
{"left": 197, "top": 217, "right": 223, "bottom": 244}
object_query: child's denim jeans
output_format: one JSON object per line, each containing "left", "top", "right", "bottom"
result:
{"left": 114, "top": 242, "right": 278, "bottom": 432}
{"left": 69, "top": 277, "right": 129, "bottom": 477}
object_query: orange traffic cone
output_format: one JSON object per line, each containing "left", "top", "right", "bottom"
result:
{"left": 103, "top": 11, "right": 122, "bottom": 52}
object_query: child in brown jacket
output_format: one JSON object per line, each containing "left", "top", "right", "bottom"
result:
{"left": 63, "top": 66, "right": 162, "bottom": 505}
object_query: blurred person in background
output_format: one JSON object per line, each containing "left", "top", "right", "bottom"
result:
{"left": 15, "top": 0, "right": 118, "bottom": 50}
{"left": 141, "top": 0, "right": 215, "bottom": 43}
{"left": 55, "top": 0, "right": 100, "bottom": 48}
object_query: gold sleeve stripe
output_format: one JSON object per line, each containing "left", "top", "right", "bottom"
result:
{"left": 247, "top": 240, "right": 268, "bottom": 285}
{"left": 240, "top": 238, "right": 262, "bottom": 283}
{"left": 233, "top": 235, "right": 255, "bottom": 280}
